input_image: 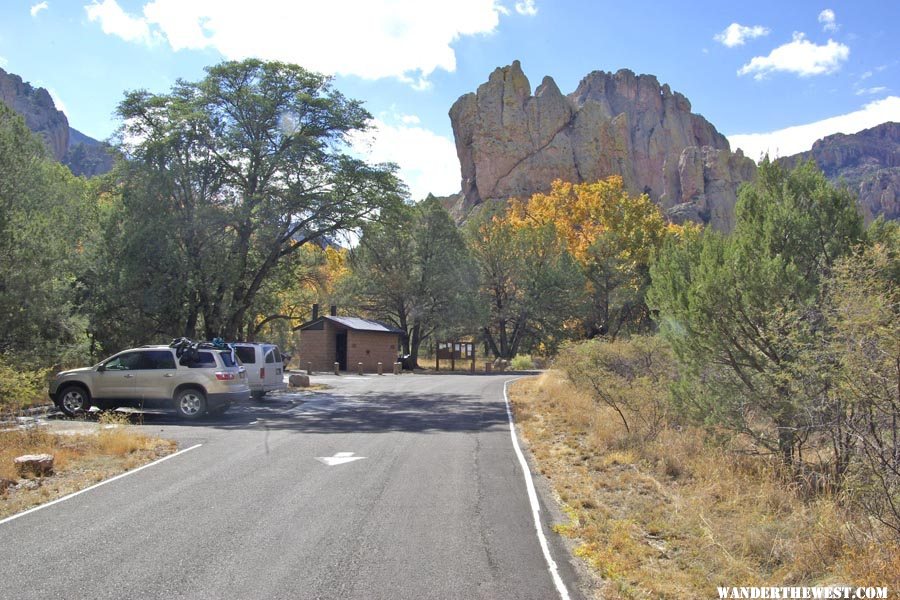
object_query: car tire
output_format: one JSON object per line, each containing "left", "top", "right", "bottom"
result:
{"left": 57, "top": 385, "right": 90, "bottom": 417}
{"left": 174, "top": 388, "right": 207, "bottom": 420}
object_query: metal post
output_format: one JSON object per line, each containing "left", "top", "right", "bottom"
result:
{"left": 357, "top": 362, "right": 363, "bottom": 376}
{"left": 393, "top": 362, "right": 401, "bottom": 375}
{"left": 307, "top": 362, "right": 312, "bottom": 376}
{"left": 377, "top": 362, "right": 383, "bottom": 375}
{"left": 334, "top": 362, "right": 339, "bottom": 375}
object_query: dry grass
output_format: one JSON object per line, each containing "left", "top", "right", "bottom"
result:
{"left": 0, "top": 412, "right": 176, "bottom": 519}
{"left": 510, "top": 371, "right": 900, "bottom": 599}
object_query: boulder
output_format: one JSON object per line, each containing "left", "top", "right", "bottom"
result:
{"left": 289, "top": 374, "right": 310, "bottom": 388}
{"left": 14, "top": 453, "right": 54, "bottom": 477}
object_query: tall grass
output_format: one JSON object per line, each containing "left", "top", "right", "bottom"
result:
{"left": 510, "top": 337, "right": 900, "bottom": 599}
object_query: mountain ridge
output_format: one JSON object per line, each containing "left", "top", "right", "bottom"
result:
{"left": 0, "top": 66, "right": 113, "bottom": 177}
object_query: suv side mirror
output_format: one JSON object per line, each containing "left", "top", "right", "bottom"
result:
{"left": 97, "top": 364, "right": 106, "bottom": 373}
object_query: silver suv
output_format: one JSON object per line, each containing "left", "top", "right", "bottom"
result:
{"left": 49, "top": 345, "right": 250, "bottom": 419}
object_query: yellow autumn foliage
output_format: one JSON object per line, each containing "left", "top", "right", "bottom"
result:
{"left": 507, "top": 176, "right": 682, "bottom": 268}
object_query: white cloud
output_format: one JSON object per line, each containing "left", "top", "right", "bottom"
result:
{"left": 85, "top": 0, "right": 156, "bottom": 45}
{"left": 856, "top": 86, "right": 888, "bottom": 96}
{"left": 727, "top": 96, "right": 900, "bottom": 160}
{"left": 30, "top": 2, "right": 48, "bottom": 17}
{"left": 515, "top": 0, "right": 538, "bottom": 17}
{"left": 400, "top": 115, "right": 421, "bottom": 125}
{"left": 738, "top": 32, "right": 849, "bottom": 79}
{"left": 349, "top": 117, "right": 459, "bottom": 200}
{"left": 818, "top": 9, "right": 838, "bottom": 33}
{"left": 714, "top": 23, "right": 770, "bottom": 47}
{"left": 84, "top": 0, "right": 507, "bottom": 88}
{"left": 0, "top": 56, "right": 7, "bottom": 68}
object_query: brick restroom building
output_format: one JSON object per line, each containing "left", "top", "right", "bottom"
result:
{"left": 297, "top": 305, "right": 403, "bottom": 373}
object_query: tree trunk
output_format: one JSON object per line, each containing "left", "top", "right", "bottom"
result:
{"left": 409, "top": 321, "right": 422, "bottom": 368}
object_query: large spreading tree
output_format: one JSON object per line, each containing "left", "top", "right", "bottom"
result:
{"left": 100, "top": 59, "right": 404, "bottom": 343}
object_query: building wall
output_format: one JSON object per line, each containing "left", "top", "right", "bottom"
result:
{"left": 346, "top": 330, "right": 400, "bottom": 373}
{"left": 299, "top": 321, "right": 337, "bottom": 372}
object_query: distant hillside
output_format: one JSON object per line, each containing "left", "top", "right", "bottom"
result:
{"left": 777, "top": 122, "right": 899, "bottom": 222}
{"left": 65, "top": 126, "right": 115, "bottom": 177}
{"left": 0, "top": 67, "right": 113, "bottom": 177}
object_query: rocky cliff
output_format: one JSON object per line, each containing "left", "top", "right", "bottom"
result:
{"left": 449, "top": 61, "right": 756, "bottom": 229}
{"left": 778, "top": 122, "right": 900, "bottom": 222}
{"left": 0, "top": 67, "right": 69, "bottom": 160}
{"left": 0, "top": 67, "right": 113, "bottom": 177}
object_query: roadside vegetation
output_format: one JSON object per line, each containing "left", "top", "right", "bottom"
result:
{"left": 509, "top": 160, "right": 900, "bottom": 597}
{"left": 0, "top": 412, "right": 176, "bottom": 519}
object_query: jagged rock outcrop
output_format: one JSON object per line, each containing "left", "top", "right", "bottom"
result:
{"left": 0, "top": 67, "right": 69, "bottom": 160}
{"left": 0, "top": 67, "right": 113, "bottom": 177}
{"left": 778, "top": 122, "right": 900, "bottom": 222}
{"left": 64, "top": 127, "right": 115, "bottom": 177}
{"left": 449, "top": 61, "right": 756, "bottom": 229}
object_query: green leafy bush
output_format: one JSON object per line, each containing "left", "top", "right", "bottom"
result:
{"left": 0, "top": 356, "right": 50, "bottom": 412}
{"left": 510, "top": 355, "right": 535, "bottom": 370}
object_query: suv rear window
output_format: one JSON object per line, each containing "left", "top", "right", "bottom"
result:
{"left": 272, "top": 347, "right": 282, "bottom": 363}
{"left": 235, "top": 347, "right": 256, "bottom": 364}
{"left": 219, "top": 351, "right": 237, "bottom": 368}
{"left": 180, "top": 351, "right": 217, "bottom": 368}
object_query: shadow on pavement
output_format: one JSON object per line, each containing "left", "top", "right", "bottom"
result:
{"left": 46, "top": 392, "right": 510, "bottom": 435}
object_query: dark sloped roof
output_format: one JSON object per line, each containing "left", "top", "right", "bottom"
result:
{"left": 299, "top": 315, "right": 403, "bottom": 334}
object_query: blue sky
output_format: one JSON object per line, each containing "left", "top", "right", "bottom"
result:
{"left": 1, "top": 0, "right": 898, "bottom": 199}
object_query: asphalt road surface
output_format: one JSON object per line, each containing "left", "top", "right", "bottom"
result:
{"left": 0, "top": 373, "right": 587, "bottom": 600}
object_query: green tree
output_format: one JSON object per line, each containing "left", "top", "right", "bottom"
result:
{"left": 508, "top": 177, "right": 682, "bottom": 339}
{"left": 648, "top": 160, "right": 864, "bottom": 466}
{"left": 345, "top": 196, "right": 477, "bottom": 366}
{"left": 0, "top": 103, "right": 93, "bottom": 365}
{"left": 467, "top": 206, "right": 585, "bottom": 359}
{"left": 112, "top": 59, "right": 404, "bottom": 341}
{"left": 819, "top": 222, "right": 900, "bottom": 531}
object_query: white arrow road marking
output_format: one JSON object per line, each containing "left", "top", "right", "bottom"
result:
{"left": 315, "top": 452, "right": 367, "bottom": 466}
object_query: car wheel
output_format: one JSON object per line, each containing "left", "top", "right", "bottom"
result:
{"left": 174, "top": 388, "right": 207, "bottom": 420}
{"left": 57, "top": 385, "right": 90, "bottom": 417}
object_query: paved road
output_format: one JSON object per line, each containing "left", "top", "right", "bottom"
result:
{"left": 0, "top": 373, "right": 585, "bottom": 600}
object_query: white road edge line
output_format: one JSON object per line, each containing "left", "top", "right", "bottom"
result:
{"left": 503, "top": 379, "right": 572, "bottom": 600}
{"left": 0, "top": 443, "right": 203, "bottom": 527}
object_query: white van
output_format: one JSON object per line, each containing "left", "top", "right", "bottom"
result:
{"left": 231, "top": 343, "right": 287, "bottom": 399}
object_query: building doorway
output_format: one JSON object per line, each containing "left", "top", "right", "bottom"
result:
{"left": 335, "top": 331, "right": 348, "bottom": 371}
